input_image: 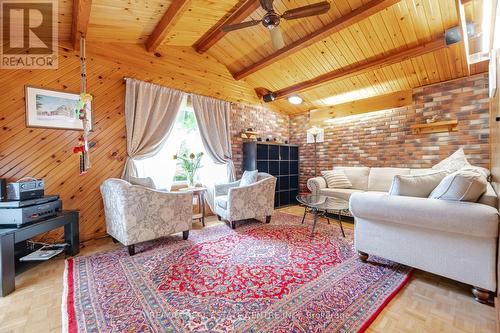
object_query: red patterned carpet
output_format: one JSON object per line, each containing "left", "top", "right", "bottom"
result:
{"left": 63, "top": 212, "right": 411, "bottom": 333}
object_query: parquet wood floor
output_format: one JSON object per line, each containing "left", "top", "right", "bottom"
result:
{"left": 0, "top": 206, "right": 496, "bottom": 333}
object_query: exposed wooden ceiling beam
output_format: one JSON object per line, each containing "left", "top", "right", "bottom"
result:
{"left": 71, "top": 0, "right": 93, "bottom": 50}
{"left": 232, "top": 0, "right": 401, "bottom": 80}
{"left": 455, "top": 0, "right": 471, "bottom": 75}
{"left": 146, "top": 0, "right": 192, "bottom": 52}
{"left": 309, "top": 90, "right": 412, "bottom": 122}
{"left": 271, "top": 38, "right": 447, "bottom": 100}
{"left": 194, "top": 0, "right": 261, "bottom": 53}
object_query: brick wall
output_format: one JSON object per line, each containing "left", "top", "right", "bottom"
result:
{"left": 289, "top": 74, "right": 490, "bottom": 191}
{"left": 230, "top": 103, "right": 289, "bottom": 178}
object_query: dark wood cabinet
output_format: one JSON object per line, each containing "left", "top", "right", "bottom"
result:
{"left": 243, "top": 142, "right": 299, "bottom": 207}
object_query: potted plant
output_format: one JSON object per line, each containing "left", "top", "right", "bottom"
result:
{"left": 173, "top": 152, "right": 204, "bottom": 188}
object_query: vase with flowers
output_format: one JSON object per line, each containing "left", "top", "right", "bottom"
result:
{"left": 173, "top": 152, "right": 204, "bottom": 188}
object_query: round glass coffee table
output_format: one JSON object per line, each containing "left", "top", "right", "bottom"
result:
{"left": 296, "top": 194, "right": 349, "bottom": 237}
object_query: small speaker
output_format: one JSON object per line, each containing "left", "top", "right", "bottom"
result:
{"left": 0, "top": 179, "right": 6, "bottom": 201}
{"left": 262, "top": 92, "right": 277, "bottom": 103}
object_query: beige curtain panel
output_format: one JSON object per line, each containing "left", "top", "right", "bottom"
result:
{"left": 192, "top": 94, "right": 236, "bottom": 182}
{"left": 122, "top": 79, "right": 185, "bottom": 181}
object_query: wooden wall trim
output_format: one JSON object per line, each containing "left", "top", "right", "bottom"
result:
{"left": 193, "top": 0, "right": 261, "bottom": 53}
{"left": 71, "top": 0, "right": 93, "bottom": 50}
{"left": 272, "top": 38, "right": 447, "bottom": 100}
{"left": 145, "top": 0, "right": 192, "bottom": 52}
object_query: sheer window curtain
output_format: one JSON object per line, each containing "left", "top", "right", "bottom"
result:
{"left": 192, "top": 94, "right": 235, "bottom": 210}
{"left": 121, "top": 79, "right": 185, "bottom": 183}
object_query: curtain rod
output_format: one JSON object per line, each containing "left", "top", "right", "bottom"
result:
{"left": 122, "top": 77, "right": 236, "bottom": 105}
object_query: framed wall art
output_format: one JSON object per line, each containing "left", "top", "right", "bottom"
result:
{"left": 25, "top": 86, "right": 93, "bottom": 130}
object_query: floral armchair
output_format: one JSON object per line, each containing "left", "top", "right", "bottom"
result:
{"left": 100, "top": 178, "right": 193, "bottom": 255}
{"left": 213, "top": 172, "right": 277, "bottom": 229}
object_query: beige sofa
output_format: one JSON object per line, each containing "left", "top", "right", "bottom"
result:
{"left": 308, "top": 167, "right": 499, "bottom": 302}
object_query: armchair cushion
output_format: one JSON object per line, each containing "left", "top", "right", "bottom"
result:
{"left": 240, "top": 170, "right": 258, "bottom": 186}
{"left": 129, "top": 176, "right": 156, "bottom": 189}
{"left": 215, "top": 195, "right": 228, "bottom": 210}
{"left": 214, "top": 180, "right": 240, "bottom": 196}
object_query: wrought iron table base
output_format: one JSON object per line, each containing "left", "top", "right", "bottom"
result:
{"left": 301, "top": 206, "right": 346, "bottom": 237}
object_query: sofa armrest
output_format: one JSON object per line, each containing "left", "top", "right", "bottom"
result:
{"left": 350, "top": 192, "right": 499, "bottom": 238}
{"left": 214, "top": 180, "right": 240, "bottom": 196}
{"left": 307, "top": 177, "right": 327, "bottom": 194}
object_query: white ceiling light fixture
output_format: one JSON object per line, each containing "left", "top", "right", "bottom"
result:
{"left": 288, "top": 95, "right": 303, "bottom": 105}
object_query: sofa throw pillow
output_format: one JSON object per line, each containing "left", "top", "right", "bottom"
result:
{"left": 321, "top": 170, "right": 352, "bottom": 189}
{"left": 129, "top": 176, "right": 156, "bottom": 189}
{"left": 429, "top": 170, "right": 487, "bottom": 202}
{"left": 460, "top": 165, "right": 491, "bottom": 179}
{"left": 431, "top": 148, "right": 471, "bottom": 172}
{"left": 389, "top": 171, "right": 448, "bottom": 197}
{"left": 240, "top": 170, "right": 258, "bottom": 187}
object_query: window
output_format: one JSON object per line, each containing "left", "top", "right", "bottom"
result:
{"left": 135, "top": 98, "right": 228, "bottom": 190}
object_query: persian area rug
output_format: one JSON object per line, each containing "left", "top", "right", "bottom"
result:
{"left": 63, "top": 212, "right": 411, "bottom": 333}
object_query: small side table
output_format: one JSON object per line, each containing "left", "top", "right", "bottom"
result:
{"left": 179, "top": 187, "right": 207, "bottom": 227}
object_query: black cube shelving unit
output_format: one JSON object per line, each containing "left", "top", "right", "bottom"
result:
{"left": 243, "top": 141, "right": 299, "bottom": 208}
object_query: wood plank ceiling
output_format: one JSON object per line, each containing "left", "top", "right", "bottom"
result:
{"left": 59, "top": 0, "right": 488, "bottom": 115}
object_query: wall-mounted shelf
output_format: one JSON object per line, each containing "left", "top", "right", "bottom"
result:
{"left": 410, "top": 120, "right": 458, "bottom": 134}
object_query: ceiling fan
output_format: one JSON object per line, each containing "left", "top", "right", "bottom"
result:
{"left": 221, "top": 0, "right": 331, "bottom": 50}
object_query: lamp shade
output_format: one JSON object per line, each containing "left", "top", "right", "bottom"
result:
{"left": 306, "top": 126, "right": 324, "bottom": 143}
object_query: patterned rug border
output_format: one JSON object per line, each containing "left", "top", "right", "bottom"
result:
{"left": 62, "top": 211, "right": 412, "bottom": 333}
{"left": 64, "top": 257, "right": 77, "bottom": 333}
{"left": 357, "top": 269, "right": 412, "bottom": 333}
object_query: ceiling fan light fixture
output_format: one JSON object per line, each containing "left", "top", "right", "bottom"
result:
{"left": 288, "top": 95, "right": 303, "bottom": 105}
{"left": 262, "top": 11, "right": 281, "bottom": 29}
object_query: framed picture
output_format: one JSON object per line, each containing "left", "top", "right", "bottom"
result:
{"left": 25, "top": 86, "right": 93, "bottom": 130}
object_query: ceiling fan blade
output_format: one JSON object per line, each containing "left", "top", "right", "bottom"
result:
{"left": 221, "top": 20, "right": 261, "bottom": 32}
{"left": 260, "top": 0, "right": 274, "bottom": 12}
{"left": 270, "top": 26, "right": 285, "bottom": 50}
{"left": 282, "top": 1, "right": 331, "bottom": 20}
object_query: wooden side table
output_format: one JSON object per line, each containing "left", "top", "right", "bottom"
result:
{"left": 179, "top": 187, "right": 206, "bottom": 227}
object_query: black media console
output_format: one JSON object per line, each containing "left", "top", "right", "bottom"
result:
{"left": 0, "top": 210, "right": 79, "bottom": 296}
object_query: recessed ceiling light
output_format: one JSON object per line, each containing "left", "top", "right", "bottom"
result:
{"left": 288, "top": 95, "right": 303, "bottom": 105}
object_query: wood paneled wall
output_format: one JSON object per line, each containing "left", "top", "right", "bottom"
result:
{"left": 0, "top": 42, "right": 283, "bottom": 242}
